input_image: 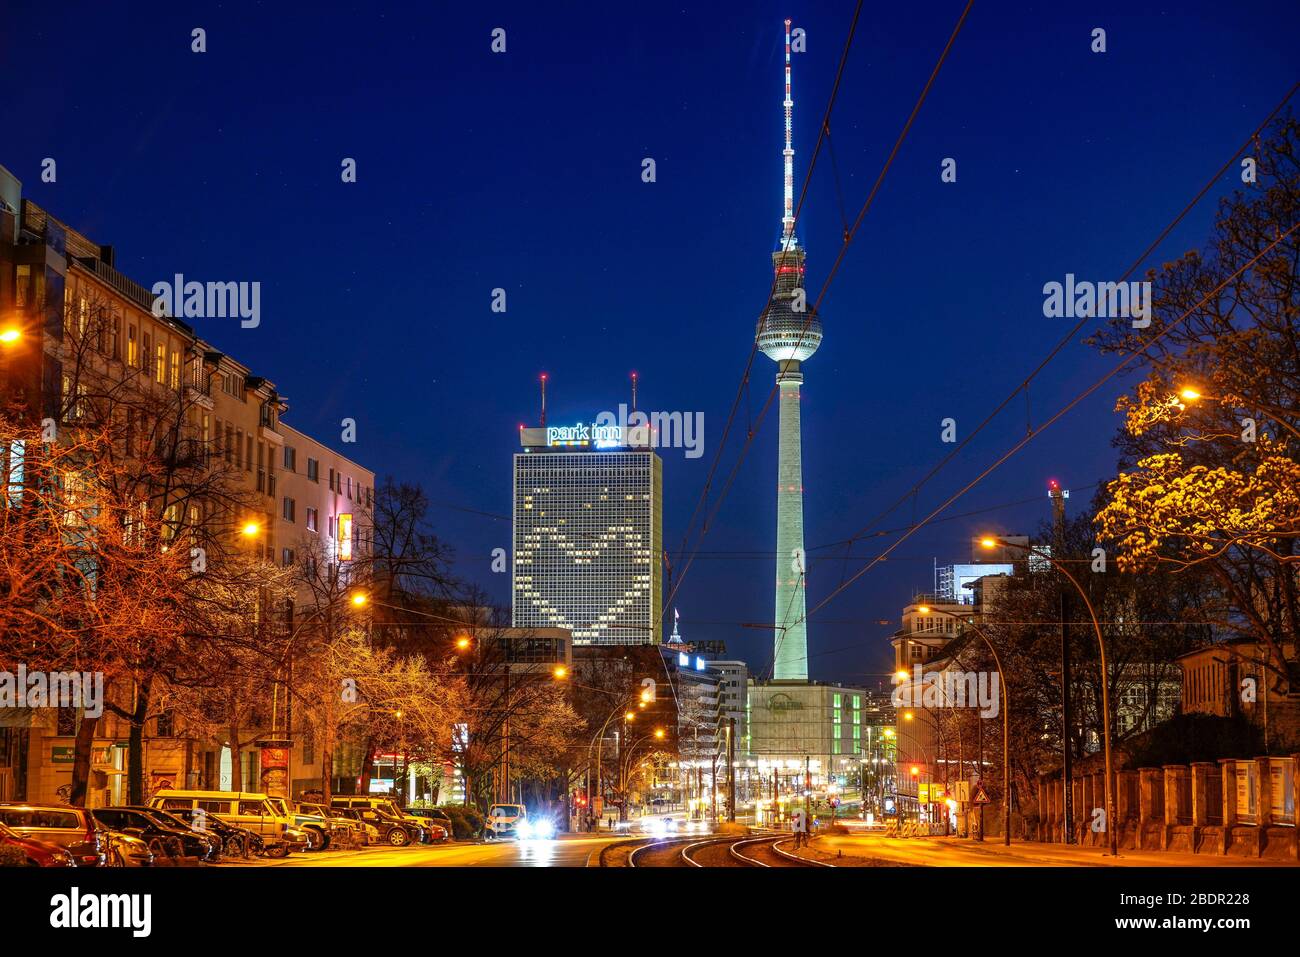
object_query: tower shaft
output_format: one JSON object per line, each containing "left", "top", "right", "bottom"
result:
{"left": 773, "top": 362, "right": 808, "bottom": 680}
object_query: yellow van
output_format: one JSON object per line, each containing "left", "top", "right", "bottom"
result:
{"left": 149, "top": 789, "right": 308, "bottom": 858}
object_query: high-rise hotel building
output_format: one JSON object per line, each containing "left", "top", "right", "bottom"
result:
{"left": 512, "top": 421, "right": 662, "bottom": 645}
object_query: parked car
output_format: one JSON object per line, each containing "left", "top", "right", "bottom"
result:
{"left": 168, "top": 808, "right": 264, "bottom": 858}
{"left": 99, "top": 829, "right": 156, "bottom": 867}
{"left": 330, "top": 796, "right": 431, "bottom": 842}
{"left": 90, "top": 807, "right": 220, "bottom": 863}
{"left": 404, "top": 807, "right": 454, "bottom": 841}
{"left": 328, "top": 800, "right": 416, "bottom": 847}
{"left": 296, "top": 802, "right": 361, "bottom": 848}
{"left": 265, "top": 798, "right": 354, "bottom": 851}
{"left": 330, "top": 807, "right": 382, "bottom": 846}
{"left": 149, "top": 790, "right": 307, "bottom": 858}
{"left": 330, "top": 795, "right": 431, "bottom": 842}
{"left": 0, "top": 803, "right": 106, "bottom": 866}
{"left": 0, "top": 820, "right": 76, "bottom": 867}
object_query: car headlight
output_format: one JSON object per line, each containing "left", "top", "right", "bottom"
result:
{"left": 516, "top": 821, "right": 533, "bottom": 838}
{"left": 532, "top": 820, "right": 554, "bottom": 839}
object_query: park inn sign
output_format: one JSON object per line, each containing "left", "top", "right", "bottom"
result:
{"left": 766, "top": 693, "right": 804, "bottom": 712}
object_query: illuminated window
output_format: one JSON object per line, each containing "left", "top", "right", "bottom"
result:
{"left": 338, "top": 513, "right": 353, "bottom": 561}
{"left": 127, "top": 325, "right": 138, "bottom": 366}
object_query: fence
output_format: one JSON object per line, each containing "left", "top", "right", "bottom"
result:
{"left": 1037, "top": 753, "right": 1300, "bottom": 860}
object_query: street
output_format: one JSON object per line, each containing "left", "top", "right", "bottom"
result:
{"left": 240, "top": 834, "right": 622, "bottom": 867}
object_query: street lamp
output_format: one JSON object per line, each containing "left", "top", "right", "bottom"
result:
{"left": 916, "top": 604, "right": 1012, "bottom": 846}
{"left": 0, "top": 328, "right": 20, "bottom": 345}
{"left": 1175, "top": 386, "right": 1300, "bottom": 441}
{"left": 980, "top": 534, "right": 1118, "bottom": 856}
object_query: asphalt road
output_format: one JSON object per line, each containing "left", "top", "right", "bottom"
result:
{"left": 242, "top": 834, "right": 620, "bottom": 867}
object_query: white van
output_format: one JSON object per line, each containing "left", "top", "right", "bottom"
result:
{"left": 150, "top": 789, "right": 308, "bottom": 857}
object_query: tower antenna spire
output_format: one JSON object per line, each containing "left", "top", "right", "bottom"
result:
{"left": 540, "top": 373, "right": 547, "bottom": 428}
{"left": 781, "top": 17, "right": 795, "bottom": 248}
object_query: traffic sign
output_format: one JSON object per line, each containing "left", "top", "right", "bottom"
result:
{"left": 972, "top": 784, "right": 991, "bottom": 805}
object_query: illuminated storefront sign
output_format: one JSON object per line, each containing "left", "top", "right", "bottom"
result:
{"left": 546, "top": 422, "right": 623, "bottom": 448}
{"left": 338, "top": 512, "right": 353, "bottom": 561}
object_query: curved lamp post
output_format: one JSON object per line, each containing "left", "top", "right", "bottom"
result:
{"left": 916, "top": 605, "right": 1011, "bottom": 846}
{"left": 980, "top": 535, "right": 1118, "bottom": 857}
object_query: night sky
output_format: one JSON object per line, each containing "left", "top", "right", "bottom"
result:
{"left": 6, "top": 1, "right": 1297, "bottom": 688}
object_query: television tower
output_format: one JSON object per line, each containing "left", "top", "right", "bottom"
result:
{"left": 757, "top": 18, "right": 822, "bottom": 681}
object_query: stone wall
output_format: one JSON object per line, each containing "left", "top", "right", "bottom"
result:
{"left": 1037, "top": 753, "right": 1299, "bottom": 859}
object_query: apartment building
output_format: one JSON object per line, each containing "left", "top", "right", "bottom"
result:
{"left": 0, "top": 164, "right": 372, "bottom": 805}
{"left": 276, "top": 423, "right": 374, "bottom": 577}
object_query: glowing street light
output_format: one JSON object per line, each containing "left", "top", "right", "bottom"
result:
{"left": 349, "top": 592, "right": 369, "bottom": 607}
{"left": 454, "top": 635, "right": 471, "bottom": 651}
{"left": 1179, "top": 387, "right": 1201, "bottom": 401}
{"left": 654, "top": 728, "right": 665, "bottom": 740}
{"left": 552, "top": 665, "right": 568, "bottom": 680}
{"left": 0, "top": 328, "right": 20, "bottom": 345}
{"left": 240, "top": 522, "right": 261, "bottom": 538}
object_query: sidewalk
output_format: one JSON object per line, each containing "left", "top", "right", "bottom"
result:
{"left": 791, "top": 833, "right": 1300, "bottom": 868}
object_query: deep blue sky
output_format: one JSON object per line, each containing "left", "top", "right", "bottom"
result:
{"left": 5, "top": 1, "right": 1297, "bottom": 688}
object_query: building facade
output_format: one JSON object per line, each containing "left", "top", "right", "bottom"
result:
{"left": 512, "top": 423, "right": 662, "bottom": 645}
{"left": 0, "top": 164, "right": 372, "bottom": 806}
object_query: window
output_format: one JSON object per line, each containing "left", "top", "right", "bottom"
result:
{"left": 15, "top": 265, "right": 31, "bottom": 307}
{"left": 283, "top": 446, "right": 296, "bottom": 471}
{"left": 127, "top": 325, "right": 138, "bottom": 366}
{"left": 283, "top": 497, "right": 295, "bottom": 522}
{"left": 110, "top": 315, "right": 120, "bottom": 359}
{"left": 306, "top": 507, "right": 318, "bottom": 532}
{"left": 246, "top": 435, "right": 253, "bottom": 473}
{"left": 307, "top": 458, "right": 319, "bottom": 482}
{"left": 234, "top": 430, "right": 243, "bottom": 469}
{"left": 346, "top": 476, "right": 352, "bottom": 500}
{"left": 328, "top": 467, "right": 336, "bottom": 491}
{"left": 281, "top": 547, "right": 295, "bottom": 567}
{"left": 169, "top": 350, "right": 180, "bottom": 390}
{"left": 155, "top": 342, "right": 166, "bottom": 384}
